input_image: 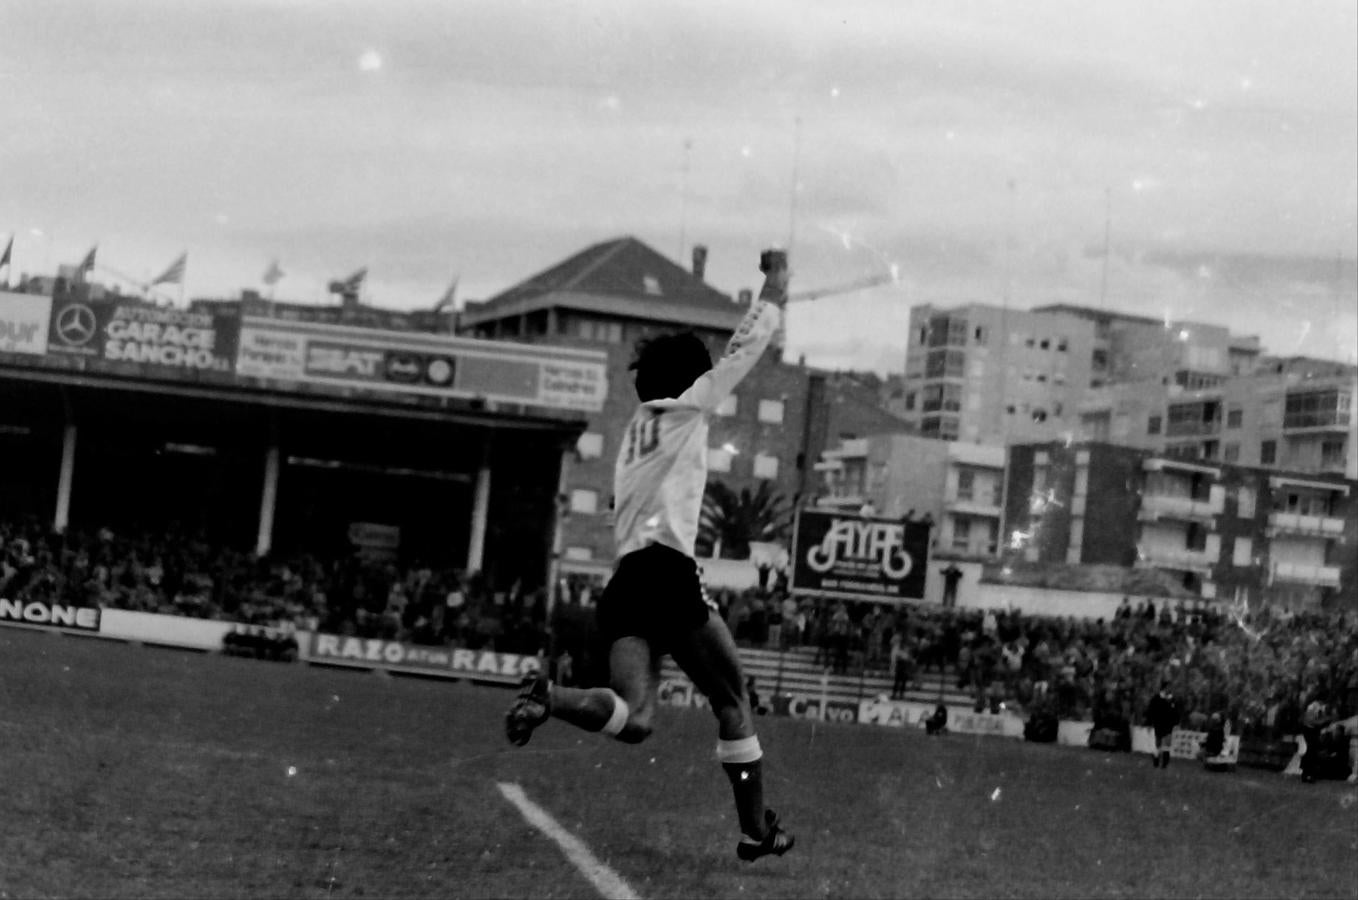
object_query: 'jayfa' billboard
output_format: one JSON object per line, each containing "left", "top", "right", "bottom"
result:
{"left": 790, "top": 508, "right": 929, "bottom": 601}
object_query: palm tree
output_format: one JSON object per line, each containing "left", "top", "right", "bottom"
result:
{"left": 697, "top": 480, "right": 792, "bottom": 559}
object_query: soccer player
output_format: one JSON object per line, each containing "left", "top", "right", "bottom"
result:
{"left": 505, "top": 249, "right": 795, "bottom": 863}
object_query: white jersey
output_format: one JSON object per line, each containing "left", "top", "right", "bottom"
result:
{"left": 613, "top": 300, "right": 782, "bottom": 559}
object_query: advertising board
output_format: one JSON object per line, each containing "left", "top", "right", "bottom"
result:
{"left": 791, "top": 508, "right": 930, "bottom": 601}
{"left": 298, "top": 632, "right": 541, "bottom": 683}
{"left": 46, "top": 298, "right": 239, "bottom": 372}
{"left": 235, "top": 318, "right": 607, "bottom": 413}
{"left": 0, "top": 292, "right": 51, "bottom": 355}
{"left": 0, "top": 598, "right": 101, "bottom": 631}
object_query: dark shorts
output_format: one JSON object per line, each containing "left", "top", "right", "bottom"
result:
{"left": 598, "top": 543, "right": 716, "bottom": 651}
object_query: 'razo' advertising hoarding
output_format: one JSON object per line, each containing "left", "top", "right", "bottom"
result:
{"left": 790, "top": 508, "right": 930, "bottom": 602}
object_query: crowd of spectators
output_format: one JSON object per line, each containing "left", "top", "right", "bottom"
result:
{"left": 0, "top": 517, "right": 549, "bottom": 656}
{"left": 4, "top": 516, "right": 1356, "bottom": 741}
{"left": 710, "top": 584, "right": 1358, "bottom": 740}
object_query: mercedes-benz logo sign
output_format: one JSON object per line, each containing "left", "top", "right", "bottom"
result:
{"left": 55, "top": 304, "right": 97, "bottom": 347}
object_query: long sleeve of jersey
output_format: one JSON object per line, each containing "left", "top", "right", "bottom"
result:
{"left": 612, "top": 299, "right": 782, "bottom": 560}
{"left": 661, "top": 299, "right": 782, "bottom": 412}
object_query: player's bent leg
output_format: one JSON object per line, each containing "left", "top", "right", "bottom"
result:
{"left": 669, "top": 612, "right": 794, "bottom": 861}
{"left": 505, "top": 637, "right": 657, "bottom": 747}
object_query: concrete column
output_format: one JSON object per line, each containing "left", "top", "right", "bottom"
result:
{"left": 54, "top": 424, "right": 77, "bottom": 533}
{"left": 543, "top": 438, "right": 571, "bottom": 628}
{"left": 467, "top": 438, "right": 492, "bottom": 574}
{"left": 255, "top": 442, "right": 281, "bottom": 557}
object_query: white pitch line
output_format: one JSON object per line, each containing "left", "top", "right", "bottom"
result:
{"left": 495, "top": 782, "right": 640, "bottom": 900}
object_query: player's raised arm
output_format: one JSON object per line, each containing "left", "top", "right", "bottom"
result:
{"left": 674, "top": 250, "right": 789, "bottom": 411}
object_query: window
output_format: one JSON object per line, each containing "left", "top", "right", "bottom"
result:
{"left": 1091, "top": 349, "right": 1109, "bottom": 371}
{"left": 569, "top": 489, "right": 599, "bottom": 514}
{"left": 1073, "top": 467, "right": 1088, "bottom": 497}
{"left": 707, "top": 447, "right": 733, "bottom": 472}
{"left": 1185, "top": 523, "right": 1207, "bottom": 552}
{"left": 1260, "top": 440, "right": 1277, "bottom": 465}
{"left": 921, "top": 383, "right": 962, "bottom": 412}
{"left": 1039, "top": 339, "right": 1050, "bottom": 350}
{"left": 1025, "top": 337, "right": 1035, "bottom": 349}
{"left": 1057, "top": 338, "right": 1068, "bottom": 352}
{"left": 1321, "top": 439, "right": 1346, "bottom": 468}
{"left": 925, "top": 349, "right": 966, "bottom": 378}
{"left": 904, "top": 392, "right": 916, "bottom": 411}
{"left": 1148, "top": 415, "right": 1162, "bottom": 435}
{"left": 757, "top": 399, "right": 784, "bottom": 424}
{"left": 951, "top": 517, "right": 971, "bottom": 552}
{"left": 1237, "top": 486, "right": 1256, "bottom": 518}
{"left": 715, "top": 395, "right": 738, "bottom": 417}
{"left": 576, "top": 432, "right": 604, "bottom": 459}
{"left": 1005, "top": 405, "right": 1016, "bottom": 415}
{"left": 642, "top": 275, "right": 662, "bottom": 295}
{"left": 753, "top": 454, "right": 779, "bottom": 479}
{"left": 920, "top": 415, "right": 960, "bottom": 440}
{"left": 563, "top": 546, "right": 594, "bottom": 561}
{"left": 918, "top": 326, "right": 928, "bottom": 345}
{"left": 574, "top": 318, "right": 623, "bottom": 343}
{"left": 1226, "top": 408, "right": 1243, "bottom": 429}
{"left": 956, "top": 469, "right": 975, "bottom": 501}
{"left": 974, "top": 325, "right": 987, "bottom": 343}
{"left": 1032, "top": 408, "right": 1048, "bottom": 423}
{"left": 1033, "top": 466, "right": 1048, "bottom": 493}
{"left": 1284, "top": 389, "right": 1351, "bottom": 429}
{"left": 1232, "top": 537, "right": 1253, "bottom": 567}
{"left": 1223, "top": 442, "right": 1240, "bottom": 462}
{"left": 927, "top": 315, "right": 968, "bottom": 347}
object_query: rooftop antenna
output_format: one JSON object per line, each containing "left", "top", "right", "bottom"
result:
{"left": 787, "top": 116, "right": 802, "bottom": 252}
{"left": 678, "top": 138, "right": 692, "bottom": 260}
{"left": 1099, "top": 186, "right": 1112, "bottom": 309}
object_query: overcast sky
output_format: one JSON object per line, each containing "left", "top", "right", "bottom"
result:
{"left": 3, "top": 0, "right": 1355, "bottom": 371}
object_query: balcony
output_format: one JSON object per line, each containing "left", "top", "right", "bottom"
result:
{"left": 1138, "top": 493, "right": 1223, "bottom": 522}
{"left": 947, "top": 494, "right": 1003, "bottom": 517}
{"left": 1270, "top": 562, "right": 1341, "bottom": 587}
{"left": 1136, "top": 546, "right": 1217, "bottom": 573}
{"left": 1266, "top": 512, "right": 1346, "bottom": 538}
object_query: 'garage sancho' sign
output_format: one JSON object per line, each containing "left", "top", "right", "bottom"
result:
{"left": 791, "top": 508, "right": 930, "bottom": 601}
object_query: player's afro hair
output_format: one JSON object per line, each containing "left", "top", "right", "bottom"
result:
{"left": 629, "top": 331, "right": 713, "bottom": 402}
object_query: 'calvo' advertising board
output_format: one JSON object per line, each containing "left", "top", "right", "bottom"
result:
{"left": 791, "top": 508, "right": 929, "bottom": 602}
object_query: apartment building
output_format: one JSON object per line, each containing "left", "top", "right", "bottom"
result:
{"left": 899, "top": 301, "right": 1267, "bottom": 447}
{"left": 815, "top": 434, "right": 1007, "bottom": 560}
{"left": 1003, "top": 440, "right": 1357, "bottom": 609}
{"left": 899, "top": 304, "right": 1097, "bottom": 444}
{"left": 1077, "top": 358, "right": 1357, "bottom": 478}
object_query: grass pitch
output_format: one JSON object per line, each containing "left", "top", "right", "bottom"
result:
{"left": 1, "top": 627, "right": 1355, "bottom": 899}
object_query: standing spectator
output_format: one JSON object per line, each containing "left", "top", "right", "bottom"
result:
{"left": 1147, "top": 683, "right": 1179, "bottom": 769}
{"left": 829, "top": 603, "right": 852, "bottom": 674}
{"left": 889, "top": 632, "right": 913, "bottom": 699}
{"left": 939, "top": 564, "right": 964, "bottom": 608}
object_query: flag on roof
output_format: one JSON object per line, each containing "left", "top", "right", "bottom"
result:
{"left": 436, "top": 275, "right": 459, "bottom": 309}
{"left": 0, "top": 236, "right": 11, "bottom": 270}
{"left": 150, "top": 251, "right": 187, "bottom": 286}
{"left": 79, "top": 245, "right": 97, "bottom": 273}
{"left": 331, "top": 266, "right": 367, "bottom": 295}
{"left": 262, "top": 260, "right": 285, "bottom": 286}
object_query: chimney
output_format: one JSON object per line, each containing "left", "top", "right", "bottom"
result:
{"left": 738, "top": 288, "right": 752, "bottom": 306}
{"left": 691, "top": 244, "right": 708, "bottom": 281}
